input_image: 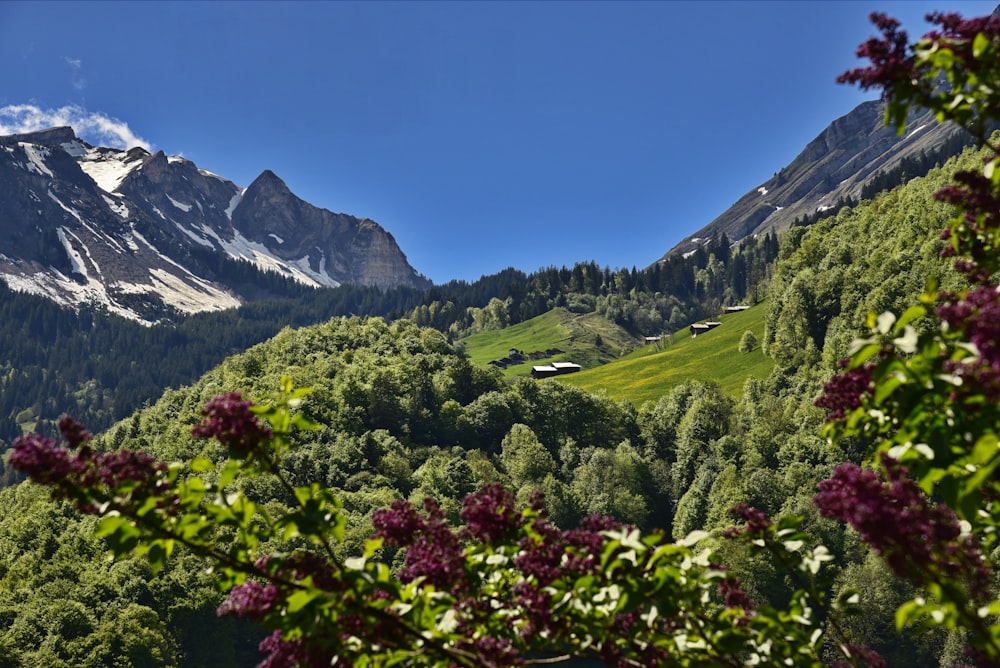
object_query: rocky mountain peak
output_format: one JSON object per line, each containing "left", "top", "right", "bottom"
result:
{"left": 0, "top": 126, "right": 78, "bottom": 145}
{"left": 660, "top": 101, "right": 970, "bottom": 260}
{"left": 0, "top": 127, "right": 430, "bottom": 322}
{"left": 246, "top": 169, "right": 290, "bottom": 196}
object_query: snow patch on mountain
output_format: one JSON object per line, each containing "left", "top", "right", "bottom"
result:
{"left": 60, "top": 139, "right": 88, "bottom": 157}
{"left": 57, "top": 227, "right": 88, "bottom": 277}
{"left": 126, "top": 228, "right": 242, "bottom": 314}
{"left": 2, "top": 253, "right": 148, "bottom": 323}
{"left": 217, "top": 230, "right": 338, "bottom": 288}
{"left": 225, "top": 192, "right": 242, "bottom": 220}
{"left": 21, "top": 144, "right": 53, "bottom": 177}
{"left": 103, "top": 194, "right": 129, "bottom": 219}
{"left": 167, "top": 195, "right": 192, "bottom": 212}
{"left": 174, "top": 221, "right": 214, "bottom": 248}
{"left": 144, "top": 268, "right": 241, "bottom": 314}
{"left": 78, "top": 146, "right": 145, "bottom": 193}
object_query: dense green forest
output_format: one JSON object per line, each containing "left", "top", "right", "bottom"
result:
{"left": 0, "top": 130, "right": 985, "bottom": 665}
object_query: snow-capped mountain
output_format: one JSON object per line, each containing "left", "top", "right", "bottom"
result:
{"left": 0, "top": 127, "right": 429, "bottom": 323}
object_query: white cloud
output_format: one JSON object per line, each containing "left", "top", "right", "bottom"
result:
{"left": 65, "top": 57, "right": 86, "bottom": 91}
{"left": 0, "top": 104, "right": 152, "bottom": 151}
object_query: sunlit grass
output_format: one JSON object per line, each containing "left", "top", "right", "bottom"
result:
{"left": 558, "top": 302, "right": 773, "bottom": 406}
{"left": 462, "top": 308, "right": 638, "bottom": 379}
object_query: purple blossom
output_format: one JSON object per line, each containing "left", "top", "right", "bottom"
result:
{"left": 830, "top": 643, "right": 887, "bottom": 668}
{"left": 936, "top": 284, "right": 1000, "bottom": 401}
{"left": 278, "top": 552, "right": 341, "bottom": 593}
{"left": 89, "top": 449, "right": 166, "bottom": 489}
{"left": 460, "top": 636, "right": 522, "bottom": 668}
{"left": 57, "top": 415, "right": 92, "bottom": 449}
{"left": 511, "top": 580, "right": 555, "bottom": 639}
{"left": 371, "top": 499, "right": 423, "bottom": 545}
{"left": 459, "top": 482, "right": 519, "bottom": 545}
{"left": 191, "top": 392, "right": 273, "bottom": 456}
{"left": 257, "top": 630, "right": 329, "bottom": 668}
{"left": 723, "top": 503, "right": 773, "bottom": 538}
{"left": 372, "top": 497, "right": 467, "bottom": 593}
{"left": 814, "top": 457, "right": 990, "bottom": 600}
{"left": 6, "top": 434, "right": 73, "bottom": 486}
{"left": 217, "top": 580, "right": 280, "bottom": 621}
{"left": 718, "top": 576, "right": 754, "bottom": 612}
{"left": 935, "top": 172, "right": 1000, "bottom": 281}
{"left": 562, "top": 515, "right": 621, "bottom": 575}
{"left": 836, "top": 13, "right": 914, "bottom": 94}
{"left": 7, "top": 427, "right": 168, "bottom": 514}
{"left": 814, "top": 359, "right": 875, "bottom": 422}
{"left": 514, "top": 518, "right": 568, "bottom": 586}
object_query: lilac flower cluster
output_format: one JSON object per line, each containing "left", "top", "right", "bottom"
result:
{"left": 814, "top": 457, "right": 990, "bottom": 600}
{"left": 257, "top": 630, "right": 328, "bottom": 668}
{"left": 7, "top": 416, "right": 168, "bottom": 514}
{"left": 373, "top": 485, "right": 691, "bottom": 664}
{"left": 814, "top": 359, "right": 876, "bottom": 422}
{"left": 838, "top": 11, "right": 1000, "bottom": 118}
{"left": 921, "top": 11, "right": 1000, "bottom": 102}
{"left": 457, "top": 636, "right": 522, "bottom": 668}
{"left": 935, "top": 172, "right": 1000, "bottom": 283}
{"left": 722, "top": 503, "right": 773, "bottom": 539}
{"left": 458, "top": 482, "right": 519, "bottom": 545}
{"left": 191, "top": 392, "right": 273, "bottom": 456}
{"left": 836, "top": 13, "right": 913, "bottom": 95}
{"left": 372, "top": 497, "right": 468, "bottom": 594}
{"left": 717, "top": 575, "right": 754, "bottom": 612}
{"left": 936, "top": 284, "right": 1000, "bottom": 401}
{"left": 830, "top": 643, "right": 887, "bottom": 668}
{"left": 216, "top": 552, "right": 372, "bottom": 668}
{"left": 216, "top": 580, "right": 279, "bottom": 620}
{"left": 596, "top": 608, "right": 671, "bottom": 668}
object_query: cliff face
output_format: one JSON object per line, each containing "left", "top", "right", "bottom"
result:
{"left": 0, "top": 127, "right": 429, "bottom": 322}
{"left": 233, "top": 171, "right": 423, "bottom": 290}
{"left": 661, "top": 101, "right": 968, "bottom": 259}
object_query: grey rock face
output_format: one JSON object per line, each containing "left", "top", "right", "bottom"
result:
{"left": 0, "top": 127, "right": 429, "bottom": 322}
{"left": 661, "top": 101, "right": 968, "bottom": 259}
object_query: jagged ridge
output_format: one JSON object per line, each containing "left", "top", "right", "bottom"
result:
{"left": 0, "top": 127, "right": 430, "bottom": 323}
{"left": 661, "top": 102, "right": 969, "bottom": 259}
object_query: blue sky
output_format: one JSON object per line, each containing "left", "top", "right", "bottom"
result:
{"left": 1, "top": 1, "right": 995, "bottom": 285}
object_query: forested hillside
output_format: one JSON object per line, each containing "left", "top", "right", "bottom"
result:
{"left": 0, "top": 281, "right": 425, "bottom": 455}
{"left": 0, "top": 221, "right": 777, "bottom": 452}
{"left": 0, "top": 124, "right": 984, "bottom": 665}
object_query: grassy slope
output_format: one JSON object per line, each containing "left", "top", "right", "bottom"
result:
{"left": 461, "top": 308, "right": 638, "bottom": 379}
{"left": 558, "top": 302, "right": 774, "bottom": 406}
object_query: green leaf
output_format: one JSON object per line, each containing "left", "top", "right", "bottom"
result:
{"left": 286, "top": 588, "right": 321, "bottom": 614}
{"left": 974, "top": 32, "right": 991, "bottom": 58}
{"left": 218, "top": 461, "right": 241, "bottom": 489}
{"left": 364, "top": 537, "right": 384, "bottom": 559}
{"left": 291, "top": 413, "right": 321, "bottom": 431}
{"left": 190, "top": 456, "right": 215, "bottom": 472}
{"left": 94, "top": 513, "right": 129, "bottom": 538}
{"left": 894, "top": 305, "right": 927, "bottom": 333}
{"left": 96, "top": 514, "right": 143, "bottom": 555}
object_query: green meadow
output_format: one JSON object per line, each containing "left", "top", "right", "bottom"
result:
{"left": 461, "top": 307, "right": 638, "bottom": 379}
{"left": 557, "top": 302, "right": 774, "bottom": 406}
